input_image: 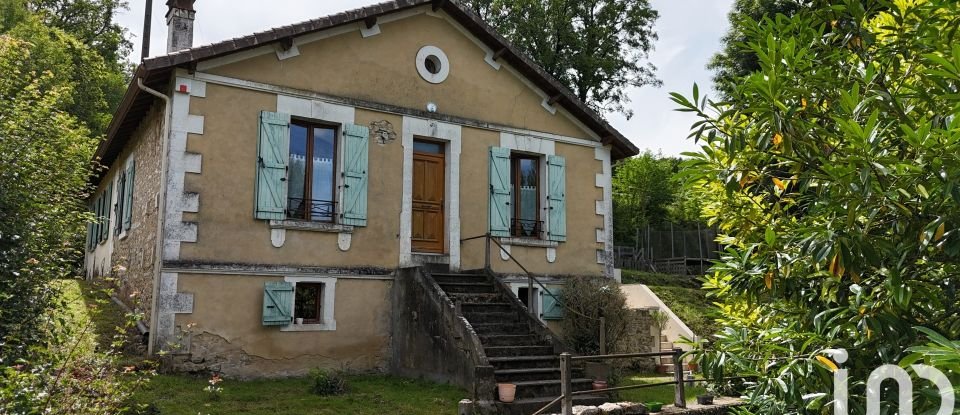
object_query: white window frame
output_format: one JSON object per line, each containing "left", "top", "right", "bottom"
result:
{"left": 280, "top": 276, "right": 337, "bottom": 332}
{"left": 276, "top": 95, "right": 355, "bottom": 224}
{"left": 499, "top": 133, "right": 556, "bottom": 244}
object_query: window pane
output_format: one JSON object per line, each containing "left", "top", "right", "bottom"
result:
{"left": 311, "top": 127, "right": 336, "bottom": 221}
{"left": 514, "top": 158, "right": 539, "bottom": 237}
{"left": 288, "top": 124, "right": 308, "bottom": 218}
{"left": 413, "top": 140, "right": 443, "bottom": 154}
{"left": 295, "top": 283, "right": 322, "bottom": 322}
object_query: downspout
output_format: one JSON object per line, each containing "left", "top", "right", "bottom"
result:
{"left": 137, "top": 77, "right": 170, "bottom": 355}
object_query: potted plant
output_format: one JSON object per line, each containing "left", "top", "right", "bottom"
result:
{"left": 497, "top": 383, "right": 516, "bottom": 403}
{"left": 696, "top": 384, "right": 716, "bottom": 405}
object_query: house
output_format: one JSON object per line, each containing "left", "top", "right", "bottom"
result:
{"left": 85, "top": 0, "right": 638, "bottom": 407}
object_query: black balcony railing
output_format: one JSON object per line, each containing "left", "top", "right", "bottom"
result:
{"left": 286, "top": 198, "right": 336, "bottom": 222}
{"left": 510, "top": 218, "right": 543, "bottom": 238}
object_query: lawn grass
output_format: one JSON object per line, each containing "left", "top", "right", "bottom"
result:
{"left": 58, "top": 279, "right": 468, "bottom": 414}
{"left": 55, "top": 278, "right": 135, "bottom": 355}
{"left": 617, "top": 374, "right": 705, "bottom": 406}
{"left": 134, "top": 374, "right": 467, "bottom": 415}
{"left": 620, "top": 270, "right": 720, "bottom": 336}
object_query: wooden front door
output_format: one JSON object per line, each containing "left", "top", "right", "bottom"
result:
{"left": 412, "top": 142, "right": 445, "bottom": 253}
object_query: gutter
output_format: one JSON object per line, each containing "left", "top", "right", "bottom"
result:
{"left": 110, "top": 296, "right": 150, "bottom": 335}
{"left": 136, "top": 77, "right": 171, "bottom": 355}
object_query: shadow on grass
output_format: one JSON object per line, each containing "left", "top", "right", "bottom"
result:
{"left": 59, "top": 278, "right": 146, "bottom": 360}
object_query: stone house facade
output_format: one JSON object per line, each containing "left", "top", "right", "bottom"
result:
{"left": 84, "top": 0, "right": 639, "bottom": 379}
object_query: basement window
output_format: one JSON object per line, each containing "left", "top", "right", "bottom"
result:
{"left": 294, "top": 283, "right": 323, "bottom": 324}
{"left": 281, "top": 276, "right": 338, "bottom": 332}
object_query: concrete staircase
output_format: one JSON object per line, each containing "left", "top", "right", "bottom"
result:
{"left": 431, "top": 271, "right": 607, "bottom": 414}
{"left": 659, "top": 336, "right": 691, "bottom": 378}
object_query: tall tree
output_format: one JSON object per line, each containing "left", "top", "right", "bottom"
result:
{"left": 612, "top": 152, "right": 678, "bottom": 245}
{"left": 28, "top": 0, "right": 131, "bottom": 71}
{"left": 0, "top": 0, "right": 128, "bottom": 136}
{"left": 465, "top": 0, "right": 660, "bottom": 119}
{"left": 708, "top": 0, "right": 804, "bottom": 97}
{"left": 674, "top": 0, "right": 960, "bottom": 413}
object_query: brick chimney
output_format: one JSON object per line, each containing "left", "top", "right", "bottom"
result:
{"left": 166, "top": 0, "right": 196, "bottom": 53}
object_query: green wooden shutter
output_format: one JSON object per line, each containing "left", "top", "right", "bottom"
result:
{"left": 101, "top": 182, "right": 112, "bottom": 242}
{"left": 489, "top": 147, "right": 512, "bottom": 237}
{"left": 114, "top": 173, "right": 125, "bottom": 235}
{"left": 541, "top": 288, "right": 563, "bottom": 320}
{"left": 123, "top": 161, "right": 136, "bottom": 231}
{"left": 86, "top": 201, "right": 95, "bottom": 250}
{"left": 546, "top": 155, "right": 566, "bottom": 242}
{"left": 255, "top": 111, "right": 291, "bottom": 220}
{"left": 340, "top": 124, "right": 369, "bottom": 227}
{"left": 262, "top": 281, "right": 294, "bottom": 326}
{"left": 92, "top": 196, "right": 100, "bottom": 246}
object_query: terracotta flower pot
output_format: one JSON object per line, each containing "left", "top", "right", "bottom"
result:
{"left": 687, "top": 362, "right": 699, "bottom": 371}
{"left": 592, "top": 380, "right": 608, "bottom": 390}
{"left": 497, "top": 383, "right": 516, "bottom": 403}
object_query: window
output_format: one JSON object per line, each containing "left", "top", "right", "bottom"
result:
{"left": 510, "top": 154, "right": 541, "bottom": 238}
{"left": 294, "top": 283, "right": 324, "bottom": 324}
{"left": 271, "top": 276, "right": 337, "bottom": 332}
{"left": 287, "top": 121, "right": 337, "bottom": 222}
{"left": 88, "top": 182, "right": 113, "bottom": 249}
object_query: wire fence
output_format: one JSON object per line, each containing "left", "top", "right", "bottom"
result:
{"left": 615, "top": 224, "right": 720, "bottom": 275}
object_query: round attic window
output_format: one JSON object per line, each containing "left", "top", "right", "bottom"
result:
{"left": 416, "top": 46, "right": 449, "bottom": 84}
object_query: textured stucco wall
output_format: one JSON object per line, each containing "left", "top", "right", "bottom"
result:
{"left": 208, "top": 11, "right": 589, "bottom": 140}
{"left": 180, "top": 62, "right": 605, "bottom": 274}
{"left": 172, "top": 273, "right": 392, "bottom": 378}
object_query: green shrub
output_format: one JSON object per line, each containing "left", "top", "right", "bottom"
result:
{"left": 559, "top": 276, "right": 630, "bottom": 355}
{"left": 309, "top": 368, "right": 347, "bottom": 396}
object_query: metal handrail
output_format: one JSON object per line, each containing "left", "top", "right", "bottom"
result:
{"left": 532, "top": 349, "right": 689, "bottom": 415}
{"left": 460, "top": 233, "right": 601, "bottom": 323}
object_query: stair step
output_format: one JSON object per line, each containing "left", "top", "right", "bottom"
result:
{"left": 489, "top": 355, "right": 558, "bottom": 370}
{"left": 480, "top": 334, "right": 547, "bottom": 347}
{"left": 460, "top": 302, "right": 513, "bottom": 313}
{"left": 484, "top": 345, "right": 555, "bottom": 357}
{"left": 489, "top": 355, "right": 557, "bottom": 363}
{"left": 463, "top": 311, "right": 524, "bottom": 324}
{"left": 494, "top": 367, "right": 587, "bottom": 383}
{"left": 446, "top": 293, "right": 504, "bottom": 303}
{"left": 432, "top": 273, "right": 488, "bottom": 284}
{"left": 437, "top": 281, "right": 496, "bottom": 293}
{"left": 471, "top": 323, "right": 530, "bottom": 335}
{"left": 660, "top": 342, "right": 674, "bottom": 350}
{"left": 512, "top": 378, "right": 594, "bottom": 388}
{"left": 432, "top": 272, "right": 486, "bottom": 278}
{"left": 511, "top": 378, "right": 595, "bottom": 400}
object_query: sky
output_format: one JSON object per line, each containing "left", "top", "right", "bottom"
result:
{"left": 116, "top": 0, "right": 734, "bottom": 156}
